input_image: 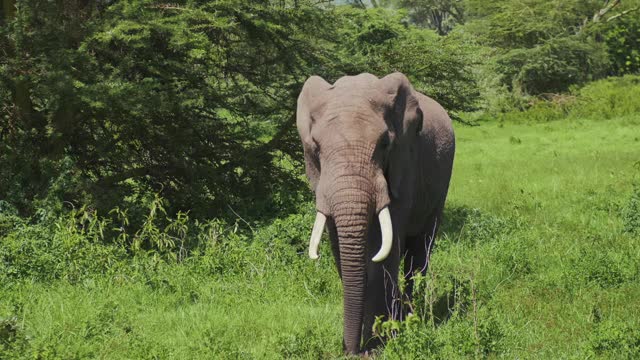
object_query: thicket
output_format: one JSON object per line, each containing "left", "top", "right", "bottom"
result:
{"left": 0, "top": 0, "right": 481, "bottom": 221}
{"left": 486, "top": 74, "right": 640, "bottom": 123}
{"left": 2, "top": 0, "right": 639, "bottom": 222}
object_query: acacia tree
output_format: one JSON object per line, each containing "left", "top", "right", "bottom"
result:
{"left": 0, "top": 0, "right": 479, "bottom": 220}
{"left": 1, "top": 0, "right": 102, "bottom": 215}
{"left": 464, "top": 0, "right": 640, "bottom": 94}
{"left": 1, "top": 0, "right": 338, "bottom": 218}
{"left": 348, "top": 0, "right": 465, "bottom": 34}
{"left": 397, "top": 0, "right": 464, "bottom": 34}
{"left": 334, "top": 6, "right": 479, "bottom": 113}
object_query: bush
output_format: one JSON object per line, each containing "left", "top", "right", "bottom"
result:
{"left": 495, "top": 35, "right": 610, "bottom": 95}
{"left": 571, "top": 75, "right": 640, "bottom": 119}
{"left": 622, "top": 181, "right": 640, "bottom": 235}
{"left": 589, "top": 320, "right": 640, "bottom": 359}
{"left": 334, "top": 6, "right": 481, "bottom": 115}
{"left": 0, "top": 209, "right": 127, "bottom": 283}
{"left": 275, "top": 329, "right": 335, "bottom": 359}
{"left": 566, "top": 248, "right": 637, "bottom": 289}
{"left": 380, "top": 307, "right": 504, "bottom": 359}
{"left": 602, "top": 5, "right": 640, "bottom": 75}
{"left": 254, "top": 210, "right": 316, "bottom": 258}
{"left": 0, "top": 315, "right": 29, "bottom": 359}
{"left": 494, "top": 75, "right": 640, "bottom": 122}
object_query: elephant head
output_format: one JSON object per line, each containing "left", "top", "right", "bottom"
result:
{"left": 296, "top": 73, "right": 424, "bottom": 354}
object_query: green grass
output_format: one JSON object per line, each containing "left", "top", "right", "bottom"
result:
{"left": 2, "top": 115, "right": 640, "bottom": 359}
{"left": 425, "top": 115, "right": 640, "bottom": 358}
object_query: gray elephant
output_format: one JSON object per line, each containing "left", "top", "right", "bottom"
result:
{"left": 296, "top": 72, "right": 455, "bottom": 355}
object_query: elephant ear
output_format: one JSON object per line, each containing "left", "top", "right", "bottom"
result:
{"left": 378, "top": 72, "right": 424, "bottom": 200}
{"left": 297, "top": 76, "right": 331, "bottom": 191}
{"left": 379, "top": 72, "right": 423, "bottom": 138}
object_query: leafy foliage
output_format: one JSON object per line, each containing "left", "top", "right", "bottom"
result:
{"left": 623, "top": 180, "right": 640, "bottom": 235}
{"left": 601, "top": 0, "right": 640, "bottom": 75}
{"left": 491, "top": 74, "right": 640, "bottom": 122}
{"left": 335, "top": 6, "right": 480, "bottom": 114}
{"left": 0, "top": 0, "right": 480, "bottom": 221}
{"left": 393, "top": 0, "right": 465, "bottom": 35}
{"left": 464, "top": 0, "right": 612, "bottom": 95}
{"left": 493, "top": 35, "right": 610, "bottom": 94}
{"left": 589, "top": 320, "right": 640, "bottom": 359}
{"left": 2, "top": 0, "right": 332, "bottom": 218}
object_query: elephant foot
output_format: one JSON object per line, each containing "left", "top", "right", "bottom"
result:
{"left": 361, "top": 348, "right": 382, "bottom": 359}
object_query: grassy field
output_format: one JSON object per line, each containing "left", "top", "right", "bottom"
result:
{"left": 2, "top": 115, "right": 639, "bottom": 359}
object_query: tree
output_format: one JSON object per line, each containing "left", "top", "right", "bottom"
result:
{"left": 397, "top": 0, "right": 464, "bottom": 34}
{"left": 334, "top": 6, "right": 479, "bottom": 113}
{"left": 0, "top": 0, "right": 338, "bottom": 219}
{"left": 462, "top": 0, "right": 614, "bottom": 94}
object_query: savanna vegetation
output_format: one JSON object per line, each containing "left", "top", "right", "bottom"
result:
{"left": 1, "top": 0, "right": 639, "bottom": 358}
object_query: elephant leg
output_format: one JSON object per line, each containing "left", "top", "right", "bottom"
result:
{"left": 403, "top": 208, "right": 442, "bottom": 308}
{"left": 326, "top": 218, "right": 342, "bottom": 278}
{"left": 361, "top": 263, "right": 385, "bottom": 352}
{"left": 362, "top": 229, "right": 402, "bottom": 352}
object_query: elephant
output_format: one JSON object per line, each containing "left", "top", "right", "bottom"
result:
{"left": 296, "top": 72, "right": 455, "bottom": 355}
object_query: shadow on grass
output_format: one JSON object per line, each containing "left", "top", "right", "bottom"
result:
{"left": 440, "top": 205, "right": 478, "bottom": 237}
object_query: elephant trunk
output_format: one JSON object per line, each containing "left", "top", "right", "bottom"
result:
{"left": 307, "top": 140, "right": 393, "bottom": 354}
{"left": 331, "top": 183, "right": 372, "bottom": 354}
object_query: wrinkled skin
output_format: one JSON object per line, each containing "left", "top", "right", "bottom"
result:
{"left": 297, "top": 73, "right": 455, "bottom": 355}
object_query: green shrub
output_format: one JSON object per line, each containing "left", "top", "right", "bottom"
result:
{"left": 380, "top": 308, "right": 504, "bottom": 359}
{"left": 0, "top": 315, "right": 29, "bottom": 359}
{"left": 254, "top": 210, "right": 316, "bottom": 259}
{"left": 589, "top": 320, "right": 640, "bottom": 359}
{"left": 571, "top": 75, "right": 640, "bottom": 119}
{"left": 380, "top": 315, "right": 441, "bottom": 359}
{"left": 192, "top": 229, "right": 253, "bottom": 277}
{"left": 623, "top": 181, "right": 640, "bottom": 235}
{"left": 567, "top": 248, "right": 636, "bottom": 289}
{"left": 441, "top": 206, "right": 516, "bottom": 247}
{"left": 379, "top": 263, "right": 504, "bottom": 359}
{"left": 334, "top": 6, "right": 481, "bottom": 115}
{"left": 0, "top": 211, "right": 127, "bottom": 283}
{"left": 603, "top": 8, "right": 640, "bottom": 75}
{"left": 495, "top": 36, "right": 610, "bottom": 95}
{"left": 275, "top": 329, "right": 335, "bottom": 360}
{"left": 495, "top": 75, "right": 640, "bottom": 122}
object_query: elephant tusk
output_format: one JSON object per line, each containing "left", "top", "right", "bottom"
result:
{"left": 372, "top": 207, "right": 393, "bottom": 262}
{"left": 308, "top": 212, "right": 326, "bottom": 260}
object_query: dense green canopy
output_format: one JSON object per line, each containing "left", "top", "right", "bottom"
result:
{"left": 1, "top": 0, "right": 638, "bottom": 221}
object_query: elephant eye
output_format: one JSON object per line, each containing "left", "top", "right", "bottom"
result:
{"left": 306, "top": 136, "right": 320, "bottom": 157}
{"left": 415, "top": 109, "right": 424, "bottom": 135}
{"left": 377, "top": 133, "right": 392, "bottom": 166}
{"left": 379, "top": 132, "right": 391, "bottom": 150}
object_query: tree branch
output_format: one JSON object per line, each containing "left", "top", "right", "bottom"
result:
{"left": 97, "top": 167, "right": 154, "bottom": 187}
{"left": 592, "top": 0, "right": 620, "bottom": 23}
{"left": 148, "top": 4, "right": 190, "bottom": 11}
{"left": 607, "top": 6, "right": 639, "bottom": 22}
{"left": 578, "top": 0, "right": 623, "bottom": 33}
